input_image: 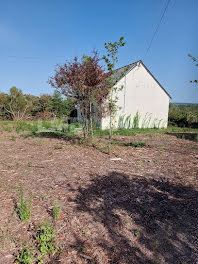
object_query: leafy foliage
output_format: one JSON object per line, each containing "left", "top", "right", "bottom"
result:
{"left": 103, "top": 37, "right": 126, "bottom": 72}
{"left": 16, "top": 246, "right": 34, "bottom": 264}
{"left": 168, "top": 103, "right": 198, "bottom": 127}
{"left": 188, "top": 54, "right": 198, "bottom": 84}
{"left": 49, "top": 51, "right": 110, "bottom": 140}
{"left": 0, "top": 89, "right": 74, "bottom": 121}
{"left": 36, "top": 221, "right": 58, "bottom": 260}
{"left": 14, "top": 220, "right": 60, "bottom": 264}
{"left": 103, "top": 37, "right": 126, "bottom": 151}
{"left": 5, "top": 87, "right": 30, "bottom": 121}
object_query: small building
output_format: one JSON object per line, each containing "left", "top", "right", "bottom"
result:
{"left": 100, "top": 60, "right": 171, "bottom": 129}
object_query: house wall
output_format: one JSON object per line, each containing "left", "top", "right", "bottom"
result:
{"left": 101, "top": 62, "right": 170, "bottom": 129}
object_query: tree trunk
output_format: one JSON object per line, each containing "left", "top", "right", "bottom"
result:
{"left": 90, "top": 102, "right": 94, "bottom": 140}
{"left": 108, "top": 91, "right": 113, "bottom": 154}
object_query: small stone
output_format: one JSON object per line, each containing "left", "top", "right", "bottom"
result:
{"left": 110, "top": 158, "right": 122, "bottom": 161}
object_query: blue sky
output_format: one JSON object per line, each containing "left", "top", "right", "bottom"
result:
{"left": 0, "top": 0, "right": 197, "bottom": 103}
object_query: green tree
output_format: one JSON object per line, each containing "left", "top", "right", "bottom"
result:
{"left": 0, "top": 92, "right": 10, "bottom": 120}
{"left": 168, "top": 103, "right": 198, "bottom": 127}
{"left": 39, "top": 94, "right": 53, "bottom": 119}
{"left": 168, "top": 104, "right": 186, "bottom": 126}
{"left": 188, "top": 54, "right": 198, "bottom": 83}
{"left": 60, "top": 97, "right": 75, "bottom": 118}
{"left": 51, "top": 90, "right": 75, "bottom": 118}
{"left": 103, "top": 37, "right": 126, "bottom": 150}
{"left": 52, "top": 90, "right": 62, "bottom": 116}
{"left": 6, "top": 87, "right": 29, "bottom": 121}
{"left": 25, "top": 94, "right": 42, "bottom": 118}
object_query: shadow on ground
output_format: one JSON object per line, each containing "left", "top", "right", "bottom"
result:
{"left": 36, "top": 131, "right": 81, "bottom": 144}
{"left": 74, "top": 172, "right": 198, "bottom": 264}
{"left": 167, "top": 132, "right": 198, "bottom": 142}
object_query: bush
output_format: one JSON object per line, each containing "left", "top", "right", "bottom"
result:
{"left": 168, "top": 103, "right": 198, "bottom": 127}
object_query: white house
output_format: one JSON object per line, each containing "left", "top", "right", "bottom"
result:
{"left": 100, "top": 60, "right": 171, "bottom": 129}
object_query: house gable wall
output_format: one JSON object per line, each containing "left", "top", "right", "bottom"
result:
{"left": 101, "top": 62, "right": 170, "bottom": 129}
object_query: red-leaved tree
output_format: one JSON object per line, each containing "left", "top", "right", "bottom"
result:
{"left": 49, "top": 52, "right": 110, "bottom": 140}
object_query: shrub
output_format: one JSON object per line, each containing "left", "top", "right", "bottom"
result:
{"left": 168, "top": 103, "right": 198, "bottom": 127}
{"left": 36, "top": 221, "right": 58, "bottom": 260}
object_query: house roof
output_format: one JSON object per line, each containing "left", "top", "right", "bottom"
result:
{"left": 112, "top": 61, "right": 138, "bottom": 80}
{"left": 113, "top": 60, "right": 171, "bottom": 99}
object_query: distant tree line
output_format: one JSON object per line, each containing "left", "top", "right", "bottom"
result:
{"left": 169, "top": 103, "right": 198, "bottom": 128}
{"left": 0, "top": 87, "right": 75, "bottom": 121}
{"left": 1, "top": 88, "right": 198, "bottom": 130}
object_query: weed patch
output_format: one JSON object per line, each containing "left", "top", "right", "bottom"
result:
{"left": 36, "top": 130, "right": 75, "bottom": 138}
{"left": 52, "top": 202, "right": 61, "bottom": 221}
{"left": 16, "top": 245, "right": 34, "bottom": 264}
{"left": 111, "top": 140, "right": 146, "bottom": 148}
{"left": 36, "top": 221, "right": 59, "bottom": 262}
{"left": 124, "top": 141, "right": 146, "bottom": 148}
{"left": 17, "top": 186, "right": 32, "bottom": 223}
{"left": 10, "top": 135, "right": 16, "bottom": 141}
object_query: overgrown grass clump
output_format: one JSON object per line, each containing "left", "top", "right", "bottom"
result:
{"left": 17, "top": 186, "right": 32, "bottom": 223}
{"left": 53, "top": 202, "right": 61, "bottom": 221}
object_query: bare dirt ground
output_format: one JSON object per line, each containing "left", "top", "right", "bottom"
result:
{"left": 0, "top": 131, "right": 198, "bottom": 264}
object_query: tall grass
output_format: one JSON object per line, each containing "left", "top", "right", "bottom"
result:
{"left": 118, "top": 115, "right": 131, "bottom": 129}
{"left": 132, "top": 112, "right": 140, "bottom": 128}
{"left": 1, "top": 119, "right": 198, "bottom": 139}
{"left": 118, "top": 112, "right": 167, "bottom": 129}
{"left": 0, "top": 119, "right": 82, "bottom": 136}
{"left": 142, "top": 113, "right": 152, "bottom": 128}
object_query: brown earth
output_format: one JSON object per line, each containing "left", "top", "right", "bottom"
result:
{"left": 0, "top": 131, "right": 198, "bottom": 264}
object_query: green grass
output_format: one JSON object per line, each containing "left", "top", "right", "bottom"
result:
{"left": 0, "top": 120, "right": 38, "bottom": 135}
{"left": 96, "top": 126, "right": 198, "bottom": 136}
{"left": 0, "top": 120, "right": 82, "bottom": 137}
{"left": 36, "top": 130, "right": 75, "bottom": 138}
{"left": 52, "top": 202, "right": 61, "bottom": 221}
{"left": 165, "top": 126, "right": 198, "bottom": 133}
{"left": 111, "top": 140, "right": 146, "bottom": 148}
{"left": 17, "top": 186, "right": 32, "bottom": 223}
{"left": 0, "top": 120, "right": 198, "bottom": 139}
